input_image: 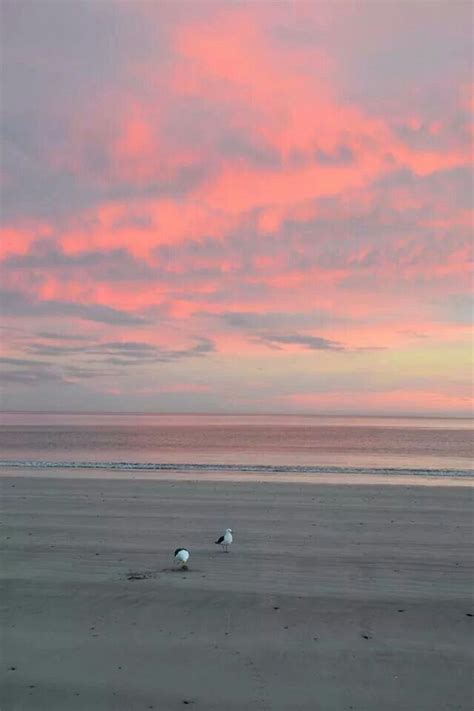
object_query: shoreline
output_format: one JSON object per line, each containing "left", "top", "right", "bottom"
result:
{"left": 1, "top": 466, "right": 472, "bottom": 487}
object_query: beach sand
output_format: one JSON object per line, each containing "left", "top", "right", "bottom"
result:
{"left": 1, "top": 476, "right": 472, "bottom": 710}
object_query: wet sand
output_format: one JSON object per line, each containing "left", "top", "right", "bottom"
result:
{"left": 1, "top": 476, "right": 473, "bottom": 710}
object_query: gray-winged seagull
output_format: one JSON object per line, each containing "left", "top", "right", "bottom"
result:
{"left": 174, "top": 548, "right": 190, "bottom": 569}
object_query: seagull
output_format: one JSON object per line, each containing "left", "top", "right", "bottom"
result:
{"left": 174, "top": 548, "right": 190, "bottom": 569}
{"left": 215, "top": 528, "right": 233, "bottom": 553}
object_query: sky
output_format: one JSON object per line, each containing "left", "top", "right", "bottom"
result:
{"left": 0, "top": 0, "right": 472, "bottom": 416}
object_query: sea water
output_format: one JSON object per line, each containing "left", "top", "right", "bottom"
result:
{"left": 0, "top": 413, "right": 472, "bottom": 481}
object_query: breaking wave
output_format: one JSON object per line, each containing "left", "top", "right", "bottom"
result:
{"left": 0, "top": 459, "right": 472, "bottom": 479}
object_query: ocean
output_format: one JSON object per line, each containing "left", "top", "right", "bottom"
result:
{"left": 0, "top": 413, "right": 472, "bottom": 482}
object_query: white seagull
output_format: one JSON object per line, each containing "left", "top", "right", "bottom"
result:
{"left": 215, "top": 528, "right": 233, "bottom": 553}
{"left": 174, "top": 548, "right": 190, "bottom": 569}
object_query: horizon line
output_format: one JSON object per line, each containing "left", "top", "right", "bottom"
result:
{"left": 1, "top": 410, "right": 472, "bottom": 420}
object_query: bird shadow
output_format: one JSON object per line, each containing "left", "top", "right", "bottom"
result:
{"left": 126, "top": 569, "right": 159, "bottom": 581}
{"left": 124, "top": 566, "right": 204, "bottom": 580}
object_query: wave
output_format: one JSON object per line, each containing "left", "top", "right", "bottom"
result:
{"left": 0, "top": 459, "right": 472, "bottom": 478}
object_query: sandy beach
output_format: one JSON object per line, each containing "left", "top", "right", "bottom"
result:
{"left": 1, "top": 475, "right": 472, "bottom": 710}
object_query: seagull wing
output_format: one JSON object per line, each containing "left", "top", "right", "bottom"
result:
{"left": 215, "top": 536, "right": 224, "bottom": 544}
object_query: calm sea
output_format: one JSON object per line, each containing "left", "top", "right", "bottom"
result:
{"left": 0, "top": 413, "right": 472, "bottom": 482}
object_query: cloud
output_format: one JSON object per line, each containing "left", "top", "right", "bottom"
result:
{"left": 36, "top": 331, "right": 92, "bottom": 341}
{"left": 0, "top": 289, "right": 149, "bottom": 325}
{"left": 258, "top": 334, "right": 344, "bottom": 351}
{"left": 18, "top": 337, "right": 216, "bottom": 368}
{"left": 0, "top": 342, "right": 208, "bottom": 392}
{"left": 0, "top": 356, "right": 49, "bottom": 367}
{"left": 0, "top": 1, "right": 471, "bottom": 414}
{"left": 25, "top": 343, "right": 86, "bottom": 357}
{"left": 91, "top": 338, "right": 216, "bottom": 363}
{"left": 437, "top": 294, "right": 474, "bottom": 325}
{"left": 0, "top": 360, "right": 104, "bottom": 386}
{"left": 0, "top": 133, "right": 201, "bottom": 222}
{"left": 216, "top": 310, "right": 345, "bottom": 331}
{"left": 314, "top": 145, "right": 354, "bottom": 165}
{"left": 0, "top": 369, "right": 68, "bottom": 385}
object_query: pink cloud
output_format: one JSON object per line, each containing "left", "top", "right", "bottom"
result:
{"left": 1, "top": 1, "right": 472, "bottom": 414}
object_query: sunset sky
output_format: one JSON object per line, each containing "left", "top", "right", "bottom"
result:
{"left": 1, "top": 0, "right": 472, "bottom": 416}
